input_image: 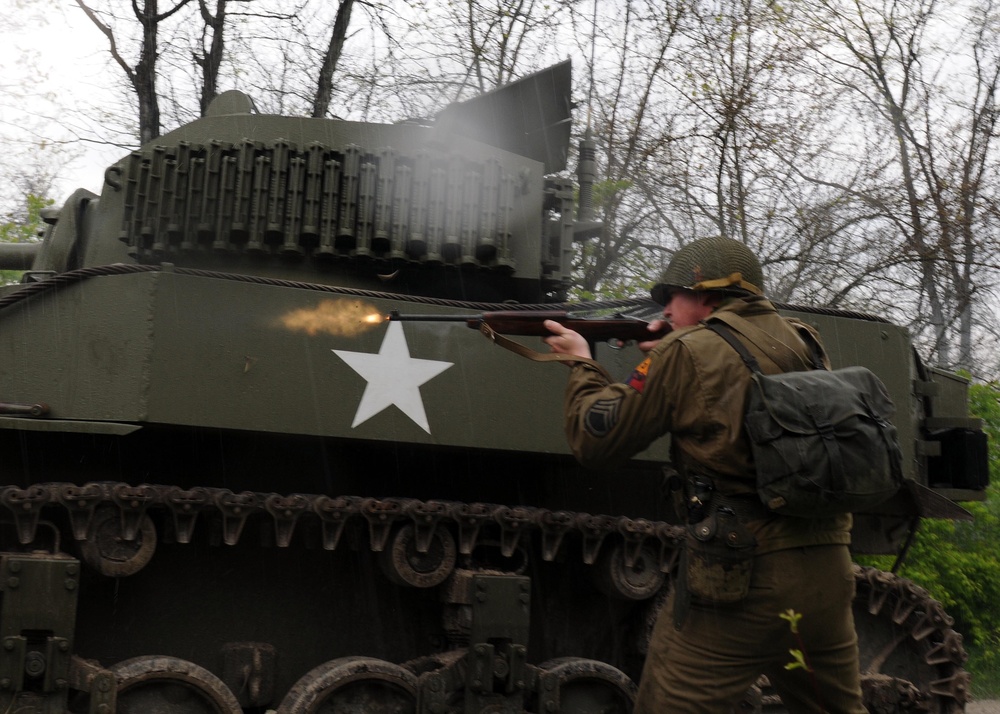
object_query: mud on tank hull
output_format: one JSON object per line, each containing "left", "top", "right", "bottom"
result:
{"left": 0, "top": 63, "right": 987, "bottom": 712}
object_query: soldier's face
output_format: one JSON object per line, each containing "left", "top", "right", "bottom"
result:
{"left": 662, "top": 290, "right": 714, "bottom": 329}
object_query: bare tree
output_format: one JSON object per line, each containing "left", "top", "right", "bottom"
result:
{"left": 312, "top": 0, "right": 354, "bottom": 118}
{"left": 791, "top": 0, "right": 1000, "bottom": 373}
{"left": 72, "top": 0, "right": 375, "bottom": 141}
{"left": 76, "top": 0, "right": 194, "bottom": 143}
{"left": 568, "top": 1, "right": 998, "bottom": 376}
{"left": 194, "top": 0, "right": 226, "bottom": 115}
{"left": 573, "top": 1, "right": 849, "bottom": 304}
{"left": 367, "top": 0, "right": 577, "bottom": 113}
{"left": 568, "top": 1, "right": 684, "bottom": 297}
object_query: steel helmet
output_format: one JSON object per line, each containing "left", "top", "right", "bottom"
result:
{"left": 651, "top": 237, "right": 765, "bottom": 304}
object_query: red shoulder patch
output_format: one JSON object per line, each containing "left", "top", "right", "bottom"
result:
{"left": 625, "top": 357, "right": 652, "bottom": 393}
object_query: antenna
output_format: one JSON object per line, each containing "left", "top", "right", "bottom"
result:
{"left": 586, "top": 0, "right": 597, "bottom": 133}
{"left": 576, "top": 0, "right": 599, "bottom": 231}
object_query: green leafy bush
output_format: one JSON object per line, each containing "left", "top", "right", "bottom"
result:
{"left": 1, "top": 193, "right": 50, "bottom": 285}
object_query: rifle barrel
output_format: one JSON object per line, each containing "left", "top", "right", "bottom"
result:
{"left": 388, "top": 311, "right": 481, "bottom": 322}
{"left": 388, "top": 310, "right": 668, "bottom": 341}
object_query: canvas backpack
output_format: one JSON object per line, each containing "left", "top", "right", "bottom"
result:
{"left": 706, "top": 317, "right": 903, "bottom": 517}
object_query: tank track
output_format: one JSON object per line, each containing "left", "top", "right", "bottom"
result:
{"left": 0, "top": 481, "right": 678, "bottom": 712}
{"left": 852, "top": 565, "right": 971, "bottom": 713}
{"left": 0, "top": 483, "right": 970, "bottom": 713}
{"left": 0, "top": 481, "right": 684, "bottom": 575}
{"left": 757, "top": 565, "right": 971, "bottom": 714}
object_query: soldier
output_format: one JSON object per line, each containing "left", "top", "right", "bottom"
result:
{"left": 543, "top": 236, "right": 866, "bottom": 714}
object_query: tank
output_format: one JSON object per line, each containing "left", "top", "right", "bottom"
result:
{"left": 0, "top": 62, "right": 989, "bottom": 714}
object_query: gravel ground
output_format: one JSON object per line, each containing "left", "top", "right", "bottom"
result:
{"left": 969, "top": 700, "right": 1000, "bottom": 714}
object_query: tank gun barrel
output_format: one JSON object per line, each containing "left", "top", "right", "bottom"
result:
{"left": 0, "top": 242, "right": 40, "bottom": 271}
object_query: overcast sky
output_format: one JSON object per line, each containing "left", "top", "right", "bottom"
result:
{"left": 3, "top": 2, "right": 125, "bottom": 202}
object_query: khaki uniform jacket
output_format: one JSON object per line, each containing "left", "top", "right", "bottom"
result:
{"left": 564, "top": 296, "right": 851, "bottom": 554}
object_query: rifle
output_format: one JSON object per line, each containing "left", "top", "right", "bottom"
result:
{"left": 387, "top": 309, "right": 670, "bottom": 343}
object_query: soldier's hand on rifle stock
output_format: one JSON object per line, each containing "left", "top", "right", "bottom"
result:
{"left": 543, "top": 320, "right": 592, "bottom": 361}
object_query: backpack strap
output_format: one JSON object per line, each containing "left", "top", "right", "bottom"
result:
{"left": 705, "top": 322, "right": 762, "bottom": 374}
{"left": 708, "top": 319, "right": 849, "bottom": 505}
{"left": 707, "top": 311, "right": 824, "bottom": 373}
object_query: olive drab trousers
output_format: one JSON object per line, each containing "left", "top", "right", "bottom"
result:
{"left": 634, "top": 545, "right": 866, "bottom": 714}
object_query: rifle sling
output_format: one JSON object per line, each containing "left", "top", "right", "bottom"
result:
{"left": 478, "top": 322, "right": 614, "bottom": 382}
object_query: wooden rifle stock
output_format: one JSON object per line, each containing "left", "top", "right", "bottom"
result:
{"left": 388, "top": 310, "right": 670, "bottom": 342}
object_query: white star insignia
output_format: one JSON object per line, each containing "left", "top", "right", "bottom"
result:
{"left": 332, "top": 321, "right": 453, "bottom": 433}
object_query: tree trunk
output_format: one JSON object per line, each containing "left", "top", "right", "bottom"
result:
{"left": 198, "top": 0, "right": 227, "bottom": 116}
{"left": 135, "top": 5, "right": 159, "bottom": 144}
{"left": 311, "top": 0, "right": 354, "bottom": 118}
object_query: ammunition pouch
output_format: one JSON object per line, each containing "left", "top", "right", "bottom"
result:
{"left": 683, "top": 510, "right": 757, "bottom": 604}
{"left": 672, "top": 493, "right": 759, "bottom": 629}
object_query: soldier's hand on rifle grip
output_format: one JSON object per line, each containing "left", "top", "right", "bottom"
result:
{"left": 543, "top": 320, "right": 593, "bottom": 361}
{"left": 637, "top": 319, "right": 670, "bottom": 353}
